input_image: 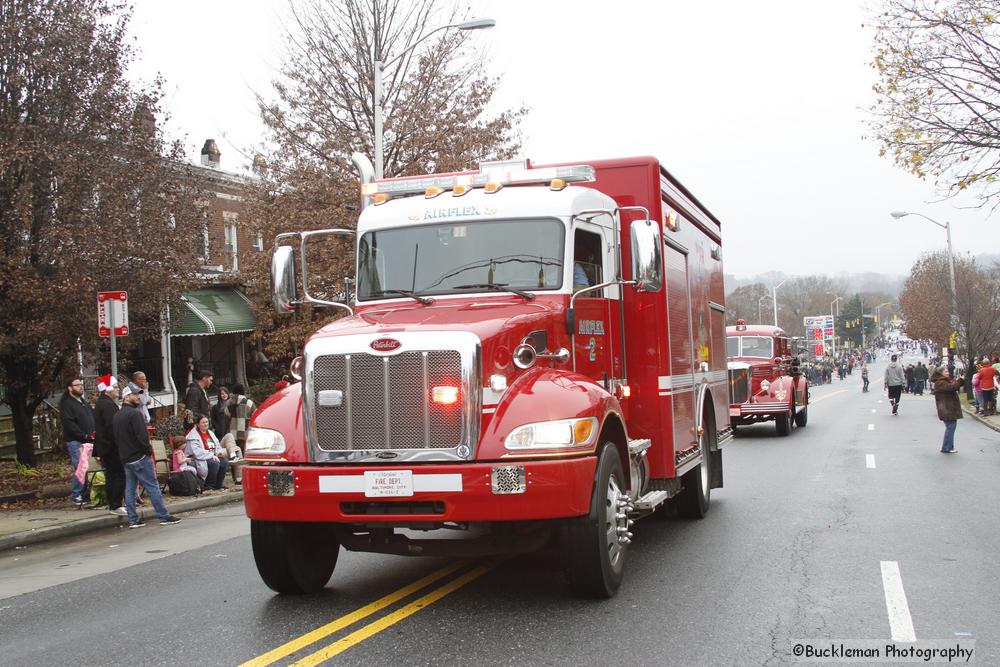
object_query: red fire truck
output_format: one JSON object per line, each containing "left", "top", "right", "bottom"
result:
{"left": 726, "top": 320, "right": 809, "bottom": 435}
{"left": 244, "top": 155, "right": 732, "bottom": 598}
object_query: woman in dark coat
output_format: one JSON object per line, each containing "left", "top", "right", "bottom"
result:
{"left": 931, "top": 366, "right": 964, "bottom": 454}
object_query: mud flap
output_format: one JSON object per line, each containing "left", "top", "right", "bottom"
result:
{"left": 709, "top": 448, "right": 723, "bottom": 489}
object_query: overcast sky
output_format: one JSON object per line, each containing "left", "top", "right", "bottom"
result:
{"left": 129, "top": 0, "right": 1000, "bottom": 278}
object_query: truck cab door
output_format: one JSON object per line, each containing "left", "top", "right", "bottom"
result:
{"left": 572, "top": 225, "right": 618, "bottom": 387}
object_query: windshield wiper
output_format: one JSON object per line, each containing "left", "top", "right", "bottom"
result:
{"left": 453, "top": 283, "right": 535, "bottom": 301}
{"left": 372, "top": 289, "right": 433, "bottom": 305}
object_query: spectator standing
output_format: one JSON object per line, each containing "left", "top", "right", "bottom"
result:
{"left": 211, "top": 386, "right": 232, "bottom": 440}
{"left": 127, "top": 371, "right": 152, "bottom": 423}
{"left": 183, "top": 370, "right": 213, "bottom": 422}
{"left": 229, "top": 384, "right": 256, "bottom": 453}
{"left": 972, "top": 368, "right": 983, "bottom": 415}
{"left": 93, "top": 375, "right": 126, "bottom": 515}
{"left": 59, "top": 377, "right": 95, "bottom": 505}
{"left": 184, "top": 415, "right": 228, "bottom": 490}
{"left": 113, "top": 386, "right": 180, "bottom": 528}
{"left": 977, "top": 359, "right": 998, "bottom": 416}
{"left": 931, "top": 366, "right": 964, "bottom": 454}
{"left": 884, "top": 354, "right": 905, "bottom": 415}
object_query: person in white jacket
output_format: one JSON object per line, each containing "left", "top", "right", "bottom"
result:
{"left": 184, "top": 415, "right": 229, "bottom": 490}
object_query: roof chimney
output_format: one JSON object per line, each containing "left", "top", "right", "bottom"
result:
{"left": 200, "top": 139, "right": 221, "bottom": 168}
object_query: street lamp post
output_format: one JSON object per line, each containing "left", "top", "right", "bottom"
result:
{"left": 829, "top": 295, "right": 842, "bottom": 355}
{"left": 772, "top": 279, "right": 786, "bottom": 327}
{"left": 890, "top": 211, "right": 958, "bottom": 375}
{"left": 875, "top": 300, "right": 894, "bottom": 333}
{"left": 373, "top": 17, "right": 496, "bottom": 179}
{"left": 757, "top": 295, "right": 770, "bottom": 325}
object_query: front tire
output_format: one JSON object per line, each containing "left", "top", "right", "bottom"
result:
{"left": 251, "top": 520, "right": 340, "bottom": 594}
{"left": 677, "top": 424, "right": 711, "bottom": 519}
{"left": 775, "top": 411, "right": 791, "bottom": 436}
{"left": 564, "top": 445, "right": 629, "bottom": 598}
{"left": 794, "top": 404, "right": 808, "bottom": 427}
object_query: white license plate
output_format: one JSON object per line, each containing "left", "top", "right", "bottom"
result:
{"left": 364, "top": 470, "right": 414, "bottom": 498}
{"left": 729, "top": 408, "right": 741, "bottom": 417}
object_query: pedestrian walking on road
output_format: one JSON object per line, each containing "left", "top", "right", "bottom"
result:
{"left": 931, "top": 366, "right": 964, "bottom": 454}
{"left": 93, "top": 375, "right": 126, "bottom": 515}
{"left": 861, "top": 364, "right": 870, "bottom": 392}
{"left": 113, "top": 386, "right": 180, "bottom": 528}
{"left": 59, "top": 377, "right": 95, "bottom": 505}
{"left": 884, "top": 355, "right": 905, "bottom": 415}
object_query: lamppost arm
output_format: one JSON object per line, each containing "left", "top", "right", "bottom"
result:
{"left": 374, "top": 18, "right": 495, "bottom": 179}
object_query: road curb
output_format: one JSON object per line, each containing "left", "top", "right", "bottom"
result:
{"left": 962, "top": 406, "right": 1000, "bottom": 433}
{"left": 0, "top": 490, "right": 244, "bottom": 553}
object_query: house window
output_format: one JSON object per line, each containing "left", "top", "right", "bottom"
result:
{"left": 253, "top": 232, "right": 264, "bottom": 251}
{"left": 199, "top": 208, "right": 210, "bottom": 263}
{"left": 224, "top": 211, "right": 238, "bottom": 271}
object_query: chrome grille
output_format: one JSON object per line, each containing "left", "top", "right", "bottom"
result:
{"left": 313, "top": 350, "right": 464, "bottom": 451}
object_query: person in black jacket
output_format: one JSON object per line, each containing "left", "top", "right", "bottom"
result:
{"left": 183, "top": 371, "right": 213, "bottom": 428}
{"left": 113, "top": 386, "right": 180, "bottom": 528}
{"left": 93, "top": 375, "right": 126, "bottom": 515}
{"left": 59, "top": 377, "right": 94, "bottom": 505}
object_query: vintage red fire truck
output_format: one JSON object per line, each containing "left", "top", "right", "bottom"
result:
{"left": 726, "top": 320, "right": 809, "bottom": 436}
{"left": 243, "top": 155, "right": 733, "bottom": 598}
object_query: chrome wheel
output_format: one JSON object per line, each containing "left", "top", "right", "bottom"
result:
{"left": 604, "top": 474, "right": 631, "bottom": 570}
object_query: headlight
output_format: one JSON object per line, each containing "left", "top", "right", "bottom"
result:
{"left": 760, "top": 380, "right": 771, "bottom": 392}
{"left": 244, "top": 427, "right": 286, "bottom": 455}
{"left": 504, "top": 417, "right": 598, "bottom": 451}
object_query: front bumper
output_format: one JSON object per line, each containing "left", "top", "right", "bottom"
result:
{"left": 729, "top": 401, "right": 791, "bottom": 420}
{"left": 243, "top": 457, "right": 598, "bottom": 523}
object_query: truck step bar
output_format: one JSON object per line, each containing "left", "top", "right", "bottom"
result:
{"left": 632, "top": 489, "right": 669, "bottom": 513}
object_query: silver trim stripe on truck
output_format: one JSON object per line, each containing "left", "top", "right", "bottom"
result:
{"left": 658, "top": 371, "right": 728, "bottom": 396}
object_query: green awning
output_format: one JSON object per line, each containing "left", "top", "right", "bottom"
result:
{"left": 171, "top": 287, "right": 256, "bottom": 337}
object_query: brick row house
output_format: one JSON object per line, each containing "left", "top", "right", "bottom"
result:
{"left": 133, "top": 139, "right": 263, "bottom": 417}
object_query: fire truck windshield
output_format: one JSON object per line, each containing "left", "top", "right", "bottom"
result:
{"left": 357, "top": 219, "right": 565, "bottom": 301}
{"left": 735, "top": 336, "right": 774, "bottom": 358}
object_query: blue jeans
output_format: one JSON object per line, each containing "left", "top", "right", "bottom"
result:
{"left": 204, "top": 458, "right": 229, "bottom": 490}
{"left": 123, "top": 456, "right": 171, "bottom": 524}
{"left": 67, "top": 441, "right": 86, "bottom": 501}
{"left": 942, "top": 420, "right": 957, "bottom": 452}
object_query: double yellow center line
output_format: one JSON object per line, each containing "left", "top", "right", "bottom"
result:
{"left": 241, "top": 560, "right": 496, "bottom": 667}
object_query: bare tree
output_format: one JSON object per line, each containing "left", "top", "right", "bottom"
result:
{"left": 245, "top": 0, "right": 526, "bottom": 364}
{"left": 0, "top": 0, "right": 202, "bottom": 466}
{"left": 869, "top": 0, "right": 1000, "bottom": 206}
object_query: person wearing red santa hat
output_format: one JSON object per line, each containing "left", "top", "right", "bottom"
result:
{"left": 94, "top": 375, "right": 127, "bottom": 515}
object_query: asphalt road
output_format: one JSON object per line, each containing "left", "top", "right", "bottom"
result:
{"left": 2, "top": 359, "right": 997, "bottom": 666}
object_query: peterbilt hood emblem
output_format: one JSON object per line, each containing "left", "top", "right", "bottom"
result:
{"left": 370, "top": 338, "right": 402, "bottom": 353}
{"left": 375, "top": 451, "right": 399, "bottom": 459}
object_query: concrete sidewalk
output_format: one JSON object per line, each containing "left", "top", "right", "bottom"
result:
{"left": 0, "top": 486, "right": 244, "bottom": 552}
{"left": 963, "top": 405, "right": 1000, "bottom": 433}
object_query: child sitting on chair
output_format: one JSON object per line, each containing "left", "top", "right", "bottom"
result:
{"left": 171, "top": 435, "right": 197, "bottom": 475}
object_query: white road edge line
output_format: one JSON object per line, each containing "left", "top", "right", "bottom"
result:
{"left": 868, "top": 424, "right": 875, "bottom": 431}
{"left": 880, "top": 561, "right": 917, "bottom": 642}
{"left": 866, "top": 454, "right": 876, "bottom": 469}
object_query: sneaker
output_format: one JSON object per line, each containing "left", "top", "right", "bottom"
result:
{"left": 128, "top": 521, "right": 146, "bottom": 529}
{"left": 109, "top": 507, "right": 128, "bottom": 516}
{"left": 159, "top": 515, "right": 181, "bottom": 525}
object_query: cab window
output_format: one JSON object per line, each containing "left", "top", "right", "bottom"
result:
{"left": 740, "top": 336, "right": 773, "bottom": 358}
{"left": 573, "top": 229, "right": 603, "bottom": 292}
{"left": 726, "top": 336, "right": 739, "bottom": 357}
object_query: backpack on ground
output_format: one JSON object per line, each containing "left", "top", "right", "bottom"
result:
{"left": 167, "top": 470, "right": 203, "bottom": 496}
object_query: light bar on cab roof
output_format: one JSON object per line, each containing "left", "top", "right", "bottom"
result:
{"left": 360, "top": 163, "right": 596, "bottom": 198}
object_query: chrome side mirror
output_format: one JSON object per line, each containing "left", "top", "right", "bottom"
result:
{"left": 630, "top": 220, "right": 663, "bottom": 292}
{"left": 271, "top": 245, "right": 297, "bottom": 315}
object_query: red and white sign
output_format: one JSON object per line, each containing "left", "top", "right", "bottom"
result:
{"left": 97, "top": 291, "right": 129, "bottom": 337}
